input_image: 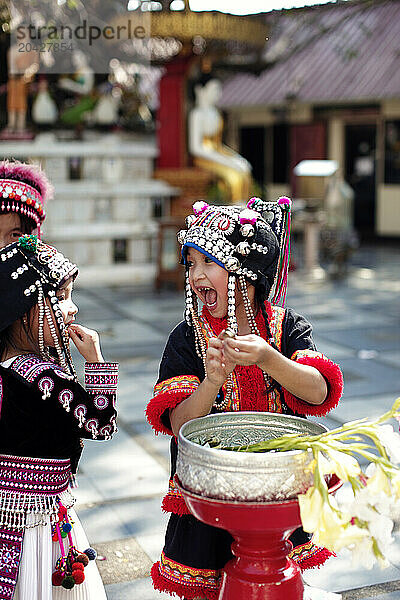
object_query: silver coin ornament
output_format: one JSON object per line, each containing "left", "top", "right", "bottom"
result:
{"left": 236, "top": 242, "right": 251, "bottom": 256}
{"left": 225, "top": 257, "right": 240, "bottom": 272}
{"left": 240, "top": 223, "right": 254, "bottom": 237}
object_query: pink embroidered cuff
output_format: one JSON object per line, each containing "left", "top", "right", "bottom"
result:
{"left": 85, "top": 362, "right": 118, "bottom": 397}
{"left": 146, "top": 375, "right": 200, "bottom": 435}
{"left": 283, "top": 350, "right": 343, "bottom": 416}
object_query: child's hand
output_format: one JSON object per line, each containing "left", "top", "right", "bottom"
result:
{"left": 222, "top": 334, "right": 272, "bottom": 368}
{"left": 68, "top": 324, "right": 104, "bottom": 363}
{"left": 206, "top": 332, "right": 236, "bottom": 388}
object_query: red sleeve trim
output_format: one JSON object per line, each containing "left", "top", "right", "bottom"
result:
{"left": 145, "top": 375, "right": 200, "bottom": 435}
{"left": 283, "top": 352, "right": 343, "bottom": 417}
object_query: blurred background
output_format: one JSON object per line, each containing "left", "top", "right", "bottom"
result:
{"left": 0, "top": 0, "right": 399, "bottom": 288}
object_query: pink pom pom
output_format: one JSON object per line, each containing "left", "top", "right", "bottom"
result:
{"left": 239, "top": 208, "right": 258, "bottom": 225}
{"left": 247, "top": 197, "right": 262, "bottom": 209}
{"left": 0, "top": 160, "right": 53, "bottom": 203}
{"left": 192, "top": 201, "right": 209, "bottom": 216}
{"left": 278, "top": 196, "right": 291, "bottom": 207}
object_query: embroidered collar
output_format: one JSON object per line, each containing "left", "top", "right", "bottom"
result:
{"left": 201, "top": 304, "right": 269, "bottom": 338}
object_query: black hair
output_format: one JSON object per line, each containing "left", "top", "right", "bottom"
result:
{"left": 254, "top": 286, "right": 279, "bottom": 394}
{"left": 0, "top": 308, "right": 40, "bottom": 361}
{"left": 12, "top": 213, "right": 36, "bottom": 234}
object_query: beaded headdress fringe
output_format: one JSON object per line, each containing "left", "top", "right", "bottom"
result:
{"left": 247, "top": 196, "right": 292, "bottom": 307}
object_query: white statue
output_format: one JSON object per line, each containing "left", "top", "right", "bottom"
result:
{"left": 188, "top": 78, "right": 252, "bottom": 202}
{"left": 92, "top": 82, "right": 120, "bottom": 126}
{"left": 58, "top": 50, "right": 94, "bottom": 96}
{"left": 32, "top": 76, "right": 58, "bottom": 125}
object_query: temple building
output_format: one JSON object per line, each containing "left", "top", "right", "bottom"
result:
{"left": 220, "top": 0, "right": 400, "bottom": 238}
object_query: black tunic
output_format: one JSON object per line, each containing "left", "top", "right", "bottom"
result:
{"left": 147, "top": 305, "right": 343, "bottom": 599}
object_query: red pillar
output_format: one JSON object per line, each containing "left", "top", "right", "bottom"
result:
{"left": 157, "top": 57, "right": 191, "bottom": 169}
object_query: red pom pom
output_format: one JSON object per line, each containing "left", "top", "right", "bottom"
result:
{"left": 72, "top": 570, "right": 85, "bottom": 584}
{"left": 52, "top": 571, "right": 64, "bottom": 586}
{"left": 58, "top": 505, "right": 68, "bottom": 517}
{"left": 75, "top": 553, "right": 89, "bottom": 566}
{"left": 52, "top": 532, "right": 58, "bottom": 542}
{"left": 72, "top": 562, "right": 84, "bottom": 571}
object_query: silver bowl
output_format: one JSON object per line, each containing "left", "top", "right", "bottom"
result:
{"left": 177, "top": 412, "right": 327, "bottom": 502}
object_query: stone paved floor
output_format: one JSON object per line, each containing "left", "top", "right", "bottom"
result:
{"left": 70, "top": 241, "right": 400, "bottom": 599}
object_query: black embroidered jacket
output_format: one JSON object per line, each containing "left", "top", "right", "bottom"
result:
{"left": 0, "top": 354, "right": 118, "bottom": 473}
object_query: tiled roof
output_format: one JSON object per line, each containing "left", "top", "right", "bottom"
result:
{"left": 220, "top": 0, "right": 400, "bottom": 108}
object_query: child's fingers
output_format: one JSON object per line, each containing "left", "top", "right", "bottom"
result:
{"left": 67, "top": 327, "right": 81, "bottom": 341}
{"left": 68, "top": 324, "right": 84, "bottom": 337}
{"left": 209, "top": 337, "right": 223, "bottom": 349}
{"left": 207, "top": 346, "right": 223, "bottom": 359}
{"left": 223, "top": 345, "right": 252, "bottom": 364}
{"left": 223, "top": 346, "right": 240, "bottom": 362}
{"left": 224, "top": 338, "right": 255, "bottom": 353}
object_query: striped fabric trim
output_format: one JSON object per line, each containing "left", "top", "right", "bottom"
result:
{"left": 154, "top": 551, "right": 221, "bottom": 596}
{"left": 10, "top": 354, "right": 73, "bottom": 383}
{"left": 84, "top": 362, "right": 118, "bottom": 394}
{"left": 153, "top": 375, "right": 200, "bottom": 397}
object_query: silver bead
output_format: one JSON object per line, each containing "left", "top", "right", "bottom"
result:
{"left": 186, "top": 215, "right": 196, "bottom": 227}
{"left": 236, "top": 242, "right": 251, "bottom": 256}
{"left": 240, "top": 223, "right": 254, "bottom": 238}
{"left": 177, "top": 230, "right": 186, "bottom": 244}
{"left": 225, "top": 257, "right": 240, "bottom": 272}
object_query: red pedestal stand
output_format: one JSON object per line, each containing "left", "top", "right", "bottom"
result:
{"left": 176, "top": 476, "right": 341, "bottom": 600}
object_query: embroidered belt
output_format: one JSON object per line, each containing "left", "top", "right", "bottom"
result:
{"left": 0, "top": 454, "right": 75, "bottom": 600}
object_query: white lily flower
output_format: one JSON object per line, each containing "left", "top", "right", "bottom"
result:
{"left": 298, "top": 487, "right": 324, "bottom": 533}
{"left": 391, "top": 473, "right": 400, "bottom": 500}
{"left": 366, "top": 464, "right": 392, "bottom": 496}
{"left": 369, "top": 513, "right": 394, "bottom": 555}
{"left": 238, "top": 397, "right": 400, "bottom": 571}
{"left": 311, "top": 505, "right": 350, "bottom": 552}
{"left": 332, "top": 524, "right": 370, "bottom": 553}
{"left": 325, "top": 448, "right": 361, "bottom": 481}
{"left": 350, "top": 536, "right": 377, "bottom": 570}
{"left": 365, "top": 462, "right": 376, "bottom": 477}
{"left": 376, "top": 424, "right": 400, "bottom": 464}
